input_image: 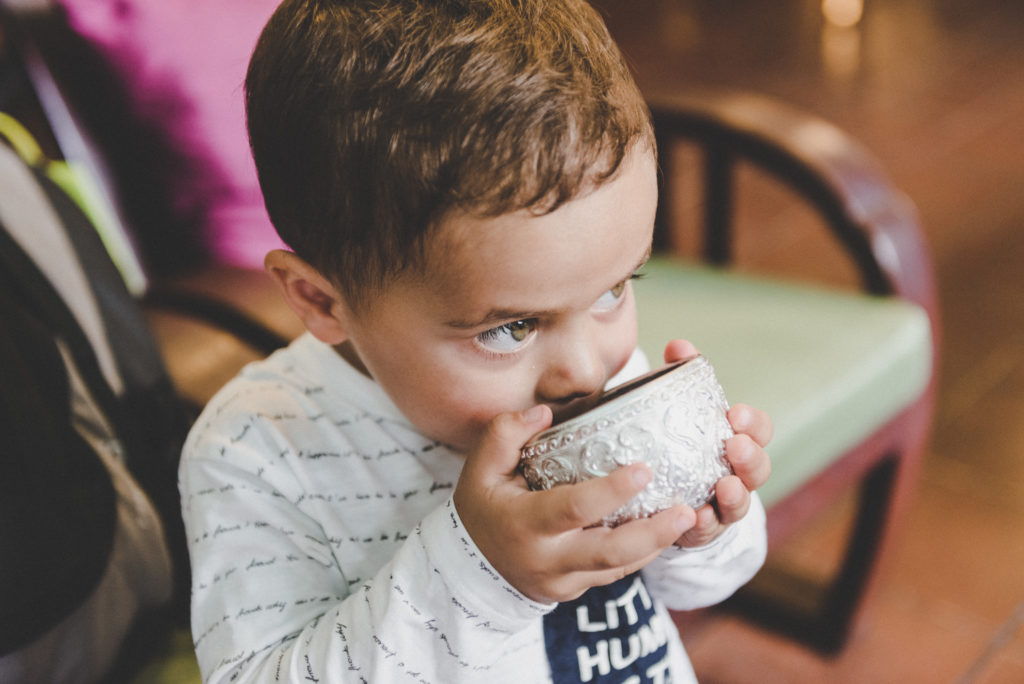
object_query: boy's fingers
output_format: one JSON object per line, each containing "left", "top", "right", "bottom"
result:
{"left": 463, "top": 405, "right": 552, "bottom": 482}
{"left": 555, "top": 505, "right": 696, "bottom": 574}
{"left": 564, "top": 546, "right": 670, "bottom": 599}
{"left": 531, "top": 463, "right": 653, "bottom": 533}
{"left": 724, "top": 433, "right": 771, "bottom": 491}
{"left": 713, "top": 476, "right": 750, "bottom": 525}
{"left": 531, "top": 544, "right": 669, "bottom": 604}
{"left": 727, "top": 404, "right": 773, "bottom": 448}
{"left": 662, "top": 339, "right": 700, "bottom": 364}
{"left": 675, "top": 504, "right": 725, "bottom": 547}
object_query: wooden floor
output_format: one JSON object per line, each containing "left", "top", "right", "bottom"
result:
{"left": 589, "top": 0, "right": 1024, "bottom": 681}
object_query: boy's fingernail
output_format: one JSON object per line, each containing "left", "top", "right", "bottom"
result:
{"left": 521, "top": 405, "right": 546, "bottom": 422}
{"left": 631, "top": 466, "right": 651, "bottom": 488}
{"left": 730, "top": 405, "right": 750, "bottom": 429}
{"left": 675, "top": 510, "right": 694, "bottom": 534}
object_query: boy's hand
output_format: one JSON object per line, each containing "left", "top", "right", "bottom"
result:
{"left": 663, "top": 340, "right": 773, "bottom": 548}
{"left": 453, "top": 405, "right": 697, "bottom": 605}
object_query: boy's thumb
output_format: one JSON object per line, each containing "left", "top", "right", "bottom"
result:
{"left": 467, "top": 405, "right": 552, "bottom": 479}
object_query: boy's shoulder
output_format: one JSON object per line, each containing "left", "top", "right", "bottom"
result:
{"left": 195, "top": 332, "right": 325, "bottom": 418}
{"left": 181, "top": 332, "right": 412, "bottom": 463}
{"left": 182, "top": 333, "right": 350, "bottom": 456}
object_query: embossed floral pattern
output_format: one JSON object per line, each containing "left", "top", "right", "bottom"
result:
{"left": 521, "top": 356, "right": 733, "bottom": 526}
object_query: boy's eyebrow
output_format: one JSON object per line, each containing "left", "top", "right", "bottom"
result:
{"left": 445, "top": 246, "right": 652, "bottom": 330}
{"left": 445, "top": 307, "right": 545, "bottom": 330}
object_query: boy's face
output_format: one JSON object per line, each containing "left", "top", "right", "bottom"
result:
{"left": 340, "top": 146, "right": 658, "bottom": 452}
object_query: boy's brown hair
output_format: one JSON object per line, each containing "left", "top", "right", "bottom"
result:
{"left": 246, "top": 0, "right": 654, "bottom": 307}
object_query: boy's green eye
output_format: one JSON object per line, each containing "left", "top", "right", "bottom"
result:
{"left": 591, "top": 278, "right": 631, "bottom": 312}
{"left": 506, "top": 320, "right": 533, "bottom": 341}
{"left": 475, "top": 319, "right": 537, "bottom": 353}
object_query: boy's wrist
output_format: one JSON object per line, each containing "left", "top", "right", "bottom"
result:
{"left": 419, "top": 497, "right": 555, "bottom": 631}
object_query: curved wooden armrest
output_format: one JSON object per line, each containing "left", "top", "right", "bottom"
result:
{"left": 648, "top": 90, "right": 939, "bottom": 332}
{"left": 650, "top": 91, "right": 940, "bottom": 654}
{"left": 143, "top": 288, "right": 290, "bottom": 357}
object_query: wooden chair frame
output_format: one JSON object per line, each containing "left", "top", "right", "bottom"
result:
{"left": 650, "top": 92, "right": 939, "bottom": 653}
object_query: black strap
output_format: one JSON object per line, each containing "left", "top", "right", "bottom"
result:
{"left": 29, "top": 168, "right": 191, "bottom": 474}
{"left": 0, "top": 217, "right": 126, "bottom": 434}
{"left": 0, "top": 238, "right": 118, "bottom": 654}
{"left": 34, "top": 168, "right": 167, "bottom": 393}
{"left": 0, "top": 155, "right": 192, "bottom": 621}
{"left": 34, "top": 170, "right": 193, "bottom": 618}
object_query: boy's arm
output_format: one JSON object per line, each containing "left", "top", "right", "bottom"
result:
{"left": 181, "top": 437, "right": 552, "bottom": 683}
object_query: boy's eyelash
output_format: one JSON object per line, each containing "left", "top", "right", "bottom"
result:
{"left": 481, "top": 273, "right": 644, "bottom": 343}
{"left": 617, "top": 272, "right": 644, "bottom": 291}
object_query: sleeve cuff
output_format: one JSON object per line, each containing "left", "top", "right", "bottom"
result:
{"left": 418, "top": 496, "right": 555, "bottom": 633}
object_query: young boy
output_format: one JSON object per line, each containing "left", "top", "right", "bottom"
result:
{"left": 180, "top": 1, "right": 773, "bottom": 682}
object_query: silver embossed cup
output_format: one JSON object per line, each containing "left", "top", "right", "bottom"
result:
{"left": 519, "top": 355, "right": 734, "bottom": 526}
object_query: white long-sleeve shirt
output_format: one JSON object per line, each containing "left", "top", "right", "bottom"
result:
{"left": 180, "top": 333, "right": 766, "bottom": 683}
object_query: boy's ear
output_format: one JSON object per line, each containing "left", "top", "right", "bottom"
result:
{"left": 265, "top": 250, "right": 350, "bottom": 345}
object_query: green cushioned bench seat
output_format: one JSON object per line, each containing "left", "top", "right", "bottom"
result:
{"left": 634, "top": 257, "right": 933, "bottom": 508}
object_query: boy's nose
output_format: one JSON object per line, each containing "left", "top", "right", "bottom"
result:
{"left": 536, "top": 338, "right": 606, "bottom": 407}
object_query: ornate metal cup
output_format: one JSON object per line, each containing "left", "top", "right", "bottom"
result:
{"left": 519, "top": 355, "right": 734, "bottom": 526}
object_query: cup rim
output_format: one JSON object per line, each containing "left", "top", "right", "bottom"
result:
{"left": 523, "top": 354, "right": 705, "bottom": 447}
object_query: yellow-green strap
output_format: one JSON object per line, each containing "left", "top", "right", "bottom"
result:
{"left": 0, "top": 111, "right": 46, "bottom": 166}
{"left": 0, "top": 112, "right": 147, "bottom": 295}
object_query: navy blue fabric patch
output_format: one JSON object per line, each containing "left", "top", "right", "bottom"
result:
{"left": 543, "top": 573, "right": 672, "bottom": 683}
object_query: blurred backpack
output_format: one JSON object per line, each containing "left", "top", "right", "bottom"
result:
{"left": 0, "top": 113, "right": 190, "bottom": 681}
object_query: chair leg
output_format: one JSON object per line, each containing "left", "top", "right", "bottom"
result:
{"left": 702, "top": 145, "right": 734, "bottom": 266}
{"left": 815, "top": 455, "right": 900, "bottom": 650}
{"left": 722, "top": 453, "right": 903, "bottom": 654}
